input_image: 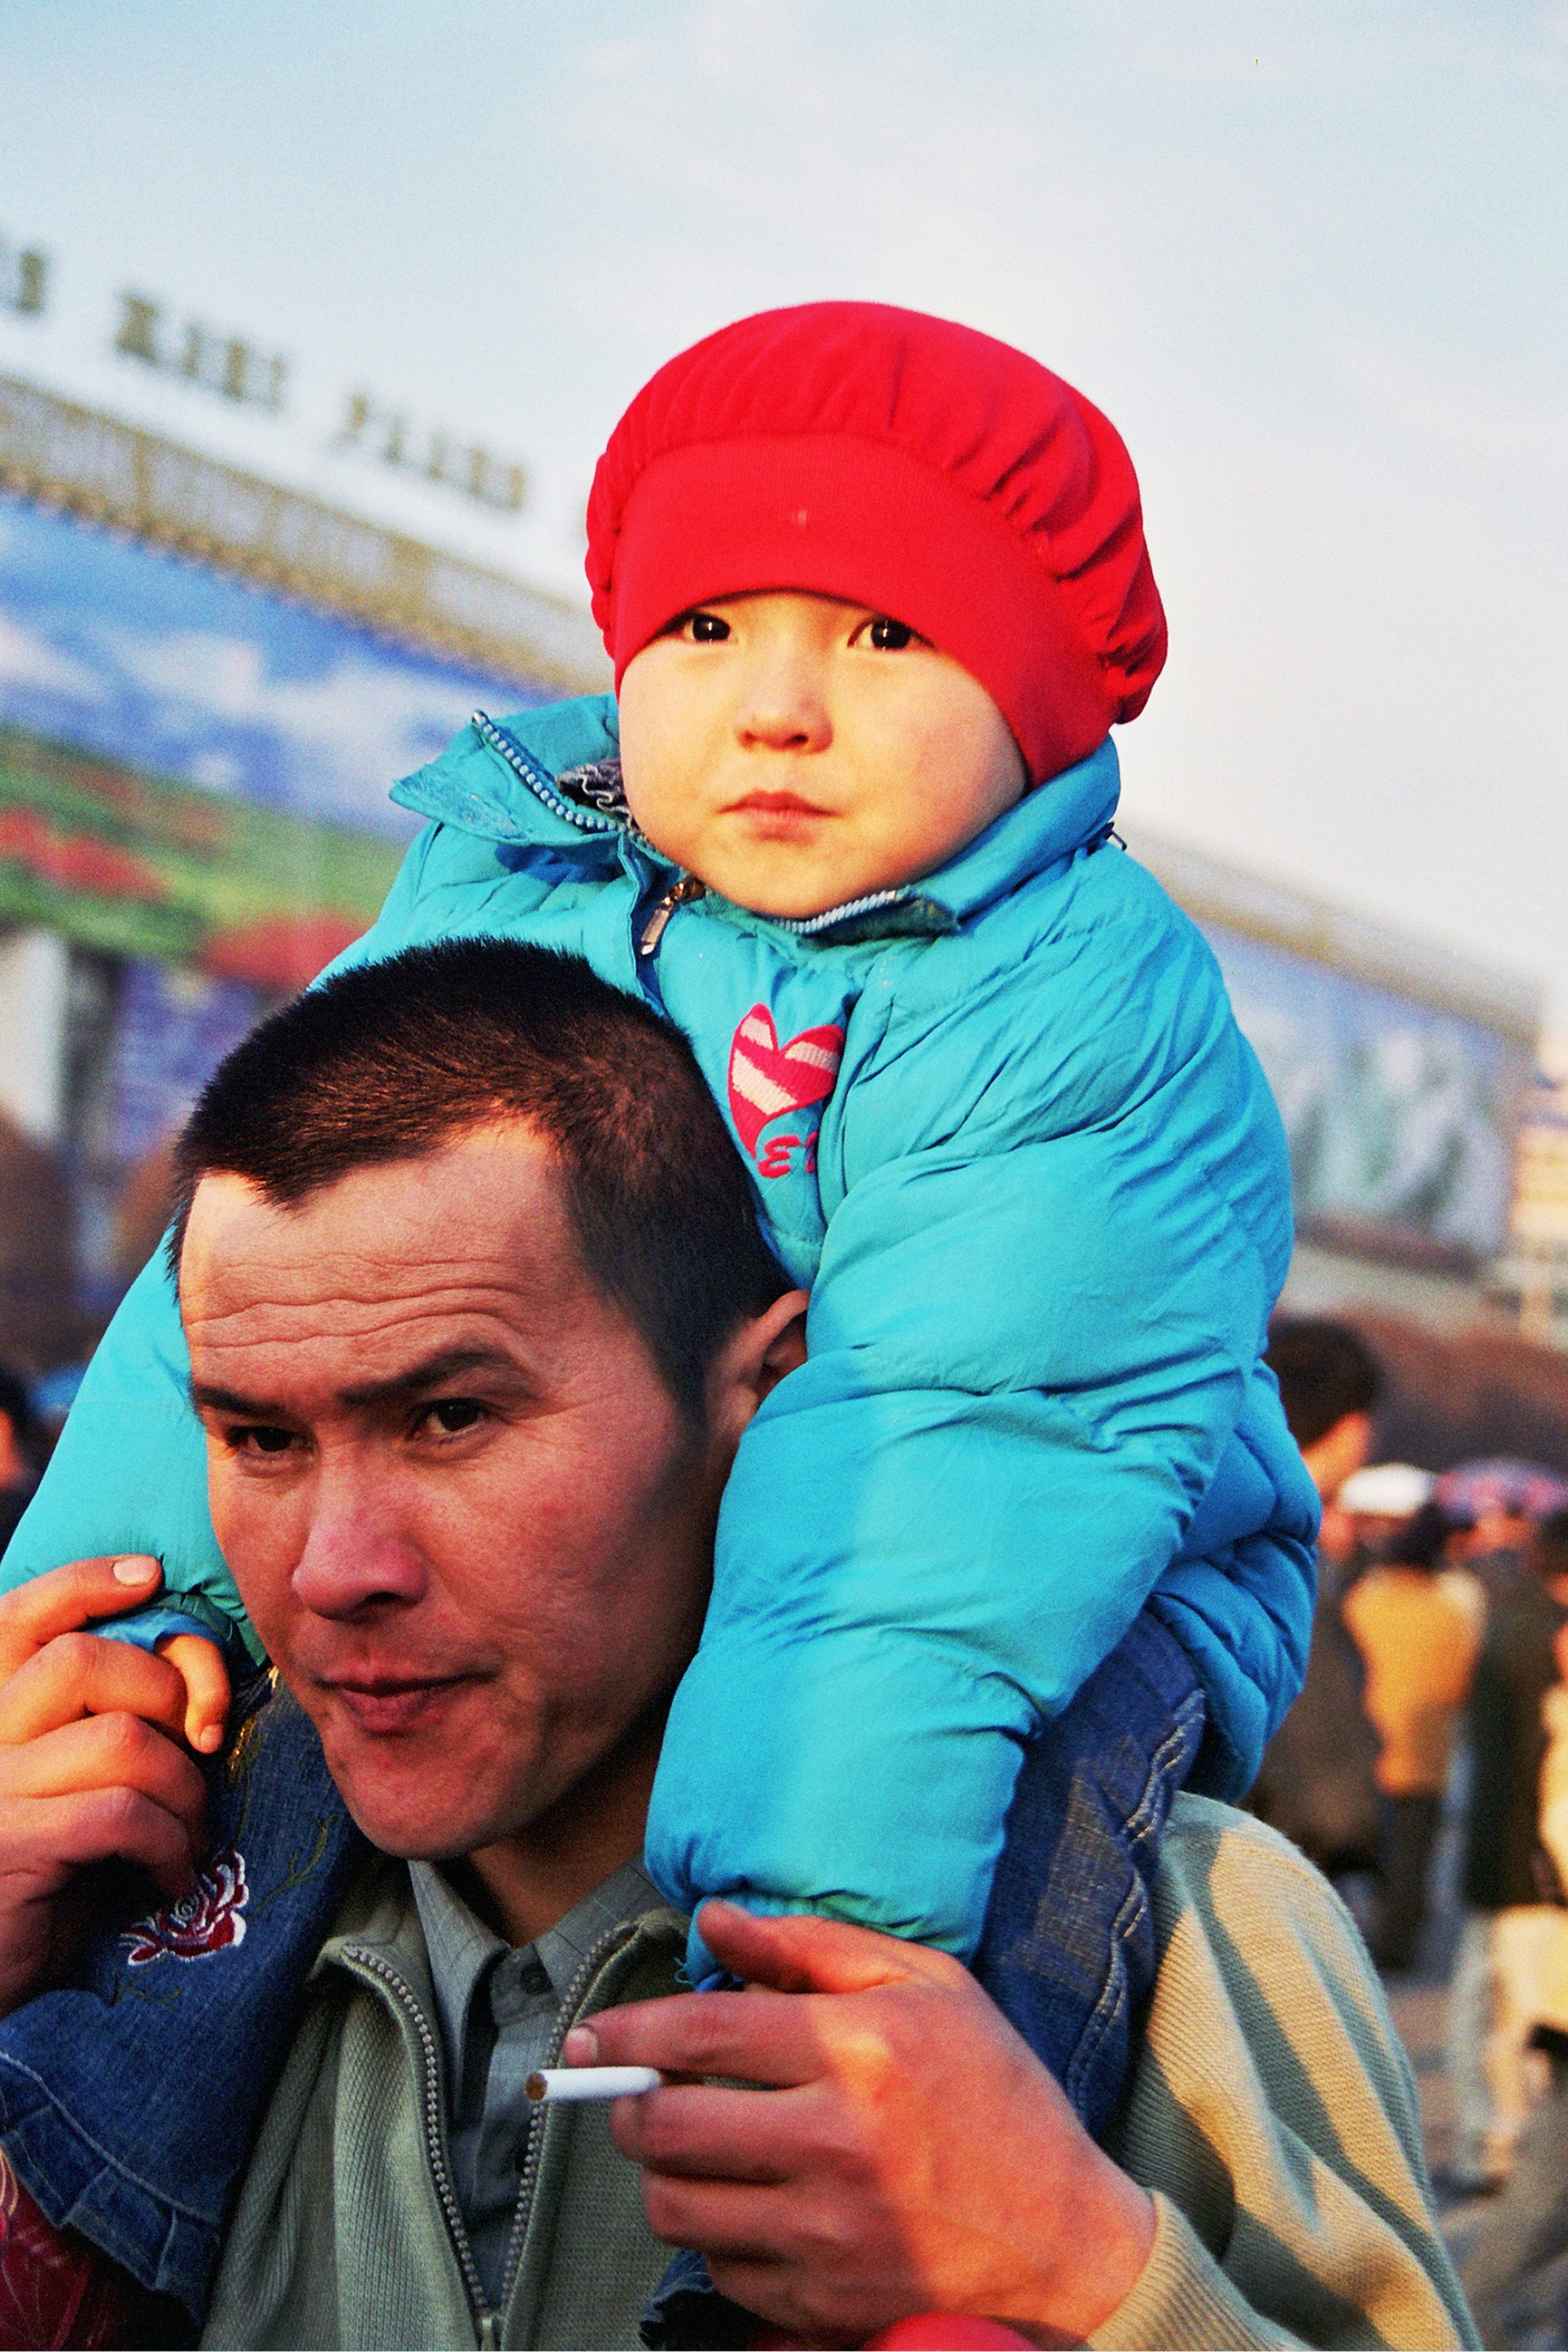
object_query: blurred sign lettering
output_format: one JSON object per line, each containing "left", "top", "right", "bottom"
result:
{"left": 113, "top": 291, "right": 289, "bottom": 412}
{"left": 5, "top": 232, "right": 535, "bottom": 524}
{"left": 335, "top": 389, "right": 527, "bottom": 513}
{"left": 1, "top": 236, "right": 48, "bottom": 318}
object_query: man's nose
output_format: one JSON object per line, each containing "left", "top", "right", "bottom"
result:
{"left": 290, "top": 1481, "right": 429, "bottom": 1619}
{"left": 733, "top": 650, "right": 832, "bottom": 752}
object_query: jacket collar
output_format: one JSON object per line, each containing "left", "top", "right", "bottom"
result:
{"left": 393, "top": 693, "right": 1122, "bottom": 936}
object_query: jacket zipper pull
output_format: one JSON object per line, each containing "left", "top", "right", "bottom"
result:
{"left": 477, "top": 2312, "right": 501, "bottom": 2350}
{"left": 638, "top": 874, "right": 704, "bottom": 957}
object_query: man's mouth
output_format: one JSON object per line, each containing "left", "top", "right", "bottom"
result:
{"left": 318, "top": 1673, "right": 477, "bottom": 1735}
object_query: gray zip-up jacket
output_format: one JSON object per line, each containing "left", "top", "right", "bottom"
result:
{"left": 200, "top": 1799, "right": 1473, "bottom": 2351}
{"left": 202, "top": 1858, "right": 684, "bottom": 2350}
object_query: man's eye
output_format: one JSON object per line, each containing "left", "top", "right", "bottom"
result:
{"left": 422, "top": 1398, "right": 487, "bottom": 1437}
{"left": 684, "top": 611, "right": 731, "bottom": 643}
{"left": 231, "top": 1424, "right": 295, "bottom": 1455}
{"left": 865, "top": 616, "right": 916, "bottom": 650}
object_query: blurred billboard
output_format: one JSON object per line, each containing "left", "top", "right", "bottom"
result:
{"left": 0, "top": 382, "right": 608, "bottom": 1362}
{"left": 1203, "top": 924, "right": 1525, "bottom": 1264}
{"left": 1133, "top": 832, "right": 1540, "bottom": 1273}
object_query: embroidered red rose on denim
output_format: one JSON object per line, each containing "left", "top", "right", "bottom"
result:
{"left": 121, "top": 1848, "right": 249, "bottom": 1965}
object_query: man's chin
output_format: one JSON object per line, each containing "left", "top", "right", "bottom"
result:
{"left": 314, "top": 1711, "right": 529, "bottom": 1861}
{"left": 330, "top": 1764, "right": 514, "bottom": 1862}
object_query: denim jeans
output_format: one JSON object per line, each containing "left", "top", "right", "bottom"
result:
{"left": 0, "top": 1614, "right": 1201, "bottom": 2333}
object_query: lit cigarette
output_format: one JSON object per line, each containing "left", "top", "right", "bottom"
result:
{"left": 525, "top": 2065, "right": 663, "bottom": 2104}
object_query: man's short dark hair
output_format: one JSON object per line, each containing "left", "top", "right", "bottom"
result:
{"left": 170, "top": 940, "right": 790, "bottom": 1416}
{"left": 1265, "top": 1317, "right": 1381, "bottom": 1452}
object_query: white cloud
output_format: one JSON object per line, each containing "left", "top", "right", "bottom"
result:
{"left": 103, "top": 626, "right": 469, "bottom": 811}
{"left": 185, "top": 747, "right": 246, "bottom": 794}
{"left": 0, "top": 610, "right": 108, "bottom": 704}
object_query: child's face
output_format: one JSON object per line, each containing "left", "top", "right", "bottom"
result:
{"left": 617, "top": 592, "right": 1028, "bottom": 918}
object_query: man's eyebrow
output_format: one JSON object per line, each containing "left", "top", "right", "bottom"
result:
{"left": 191, "top": 1380, "right": 283, "bottom": 1419}
{"left": 338, "top": 1345, "right": 528, "bottom": 1410}
{"left": 190, "top": 1346, "right": 528, "bottom": 1421}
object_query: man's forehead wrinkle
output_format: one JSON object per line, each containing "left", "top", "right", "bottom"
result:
{"left": 186, "top": 1234, "right": 583, "bottom": 1326}
{"left": 194, "top": 1264, "right": 554, "bottom": 1319}
{"left": 197, "top": 1230, "right": 570, "bottom": 1293}
{"left": 187, "top": 1264, "right": 547, "bottom": 1323}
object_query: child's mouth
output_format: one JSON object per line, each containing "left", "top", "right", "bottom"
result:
{"left": 726, "top": 791, "right": 830, "bottom": 833}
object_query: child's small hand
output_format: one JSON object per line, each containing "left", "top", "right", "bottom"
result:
{"left": 156, "top": 1633, "right": 232, "bottom": 1756}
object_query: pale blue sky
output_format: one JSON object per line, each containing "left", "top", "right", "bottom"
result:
{"left": 3, "top": 1, "right": 1566, "bottom": 1015}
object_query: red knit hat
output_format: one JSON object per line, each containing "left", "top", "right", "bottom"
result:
{"left": 586, "top": 302, "right": 1166, "bottom": 786}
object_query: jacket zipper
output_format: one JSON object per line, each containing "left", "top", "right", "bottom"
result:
{"left": 638, "top": 874, "right": 705, "bottom": 956}
{"left": 495, "top": 1918, "right": 644, "bottom": 2313}
{"left": 471, "top": 711, "right": 621, "bottom": 836}
{"left": 339, "top": 1943, "right": 496, "bottom": 2335}
{"left": 772, "top": 880, "right": 915, "bottom": 935}
{"left": 342, "top": 1917, "right": 647, "bottom": 2345}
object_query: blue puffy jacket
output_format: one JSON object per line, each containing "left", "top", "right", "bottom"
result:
{"left": 2, "top": 694, "right": 1317, "bottom": 1965}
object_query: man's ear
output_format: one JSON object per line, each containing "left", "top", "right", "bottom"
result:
{"left": 707, "top": 1288, "right": 809, "bottom": 1453}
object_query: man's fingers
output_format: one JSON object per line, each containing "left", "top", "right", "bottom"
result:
{"left": 571, "top": 1986, "right": 824, "bottom": 2087}
{"left": 158, "top": 1634, "right": 232, "bottom": 1756}
{"left": 0, "top": 1556, "right": 163, "bottom": 1679}
{"left": 0, "top": 1712, "right": 207, "bottom": 1842}
{"left": 639, "top": 2170, "right": 791, "bottom": 2262}
{"left": 7, "top": 1787, "right": 198, "bottom": 1904}
{"left": 697, "top": 1900, "right": 963, "bottom": 1997}
{"left": 0, "top": 1631, "right": 190, "bottom": 1749}
{"left": 611, "top": 2082, "right": 811, "bottom": 2182}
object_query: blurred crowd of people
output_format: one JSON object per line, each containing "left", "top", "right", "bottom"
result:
{"left": 1254, "top": 1316, "right": 1568, "bottom": 2346}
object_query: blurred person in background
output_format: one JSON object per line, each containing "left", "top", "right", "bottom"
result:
{"left": 1343, "top": 1484, "right": 1481, "bottom": 1971}
{"left": 0, "top": 1366, "right": 44, "bottom": 1554}
{"left": 1459, "top": 1609, "right": 1568, "bottom": 2346}
{"left": 1448, "top": 1509, "right": 1568, "bottom": 2196}
{"left": 1460, "top": 1492, "right": 1537, "bottom": 1614}
{"left": 1251, "top": 1318, "right": 1382, "bottom": 1882}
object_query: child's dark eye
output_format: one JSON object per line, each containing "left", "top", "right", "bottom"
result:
{"left": 867, "top": 616, "right": 915, "bottom": 650}
{"left": 686, "top": 611, "right": 731, "bottom": 643}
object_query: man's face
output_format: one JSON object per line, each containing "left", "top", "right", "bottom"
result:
{"left": 617, "top": 591, "right": 1028, "bottom": 920}
{"left": 182, "top": 1125, "right": 721, "bottom": 1863}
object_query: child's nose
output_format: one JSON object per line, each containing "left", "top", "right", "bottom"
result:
{"left": 733, "top": 656, "right": 832, "bottom": 752}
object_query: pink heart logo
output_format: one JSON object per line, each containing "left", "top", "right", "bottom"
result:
{"left": 727, "top": 1004, "right": 845, "bottom": 1159}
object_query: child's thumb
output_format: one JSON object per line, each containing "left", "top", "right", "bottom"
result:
{"left": 158, "top": 1633, "right": 232, "bottom": 1755}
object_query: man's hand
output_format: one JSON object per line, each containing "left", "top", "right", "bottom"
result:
{"left": 567, "top": 1899, "right": 1157, "bottom": 2349}
{"left": 0, "top": 1556, "right": 212, "bottom": 2018}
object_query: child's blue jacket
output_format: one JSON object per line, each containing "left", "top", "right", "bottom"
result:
{"left": 2, "top": 694, "right": 1318, "bottom": 1965}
